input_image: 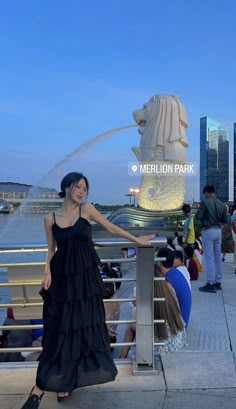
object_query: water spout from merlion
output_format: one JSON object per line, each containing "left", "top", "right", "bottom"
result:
{"left": 41, "top": 124, "right": 136, "bottom": 186}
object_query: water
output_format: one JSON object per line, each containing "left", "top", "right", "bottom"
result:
{"left": 0, "top": 215, "right": 47, "bottom": 328}
{"left": 43, "top": 124, "right": 136, "bottom": 184}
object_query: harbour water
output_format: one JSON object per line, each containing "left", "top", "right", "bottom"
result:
{"left": 0, "top": 214, "right": 48, "bottom": 328}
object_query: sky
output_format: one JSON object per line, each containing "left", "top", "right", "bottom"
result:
{"left": 0, "top": 0, "right": 235, "bottom": 204}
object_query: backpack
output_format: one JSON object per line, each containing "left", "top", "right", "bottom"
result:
{"left": 232, "top": 219, "right": 236, "bottom": 234}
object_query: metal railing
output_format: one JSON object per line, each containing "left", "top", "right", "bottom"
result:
{"left": 0, "top": 237, "right": 167, "bottom": 373}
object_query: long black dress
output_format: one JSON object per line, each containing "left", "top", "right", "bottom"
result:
{"left": 36, "top": 208, "right": 118, "bottom": 392}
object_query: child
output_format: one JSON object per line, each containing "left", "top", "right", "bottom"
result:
{"left": 184, "top": 246, "right": 198, "bottom": 281}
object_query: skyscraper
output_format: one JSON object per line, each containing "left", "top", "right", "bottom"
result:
{"left": 234, "top": 123, "right": 236, "bottom": 202}
{"left": 200, "top": 117, "right": 229, "bottom": 201}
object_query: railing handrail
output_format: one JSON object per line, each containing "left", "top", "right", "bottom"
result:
{"left": 0, "top": 237, "right": 166, "bottom": 252}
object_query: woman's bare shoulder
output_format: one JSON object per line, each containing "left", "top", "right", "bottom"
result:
{"left": 44, "top": 212, "right": 55, "bottom": 225}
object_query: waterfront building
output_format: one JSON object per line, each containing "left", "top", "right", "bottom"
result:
{"left": 234, "top": 123, "right": 236, "bottom": 203}
{"left": 200, "top": 117, "right": 229, "bottom": 201}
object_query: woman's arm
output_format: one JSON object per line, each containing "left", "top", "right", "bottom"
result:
{"left": 84, "top": 202, "right": 155, "bottom": 245}
{"left": 42, "top": 213, "right": 56, "bottom": 289}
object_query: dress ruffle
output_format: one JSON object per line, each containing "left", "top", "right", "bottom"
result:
{"left": 36, "top": 217, "right": 117, "bottom": 392}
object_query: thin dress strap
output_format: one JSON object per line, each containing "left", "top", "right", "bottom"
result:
{"left": 79, "top": 204, "right": 82, "bottom": 218}
{"left": 53, "top": 211, "right": 56, "bottom": 224}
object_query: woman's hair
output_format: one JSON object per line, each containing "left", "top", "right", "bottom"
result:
{"left": 154, "top": 266, "right": 184, "bottom": 340}
{"left": 157, "top": 248, "right": 175, "bottom": 268}
{"left": 100, "top": 264, "right": 116, "bottom": 299}
{"left": 174, "top": 250, "right": 184, "bottom": 263}
{"left": 184, "top": 245, "right": 194, "bottom": 258}
{"left": 59, "top": 172, "right": 89, "bottom": 198}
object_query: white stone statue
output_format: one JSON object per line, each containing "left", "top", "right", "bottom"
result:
{"left": 132, "top": 94, "right": 189, "bottom": 210}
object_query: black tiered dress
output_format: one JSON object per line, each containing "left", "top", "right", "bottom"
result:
{"left": 36, "top": 209, "right": 117, "bottom": 392}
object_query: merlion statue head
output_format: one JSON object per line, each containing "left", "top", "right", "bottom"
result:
{"left": 132, "top": 94, "right": 188, "bottom": 163}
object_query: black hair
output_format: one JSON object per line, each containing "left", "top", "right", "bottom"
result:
{"left": 182, "top": 203, "right": 191, "bottom": 213}
{"left": 157, "top": 248, "right": 175, "bottom": 268}
{"left": 167, "top": 238, "right": 176, "bottom": 250}
{"left": 203, "top": 185, "right": 215, "bottom": 194}
{"left": 174, "top": 250, "right": 184, "bottom": 262}
{"left": 184, "top": 246, "right": 194, "bottom": 258}
{"left": 101, "top": 263, "right": 122, "bottom": 291}
{"left": 174, "top": 231, "right": 179, "bottom": 237}
{"left": 58, "top": 172, "right": 89, "bottom": 198}
{"left": 177, "top": 235, "right": 183, "bottom": 245}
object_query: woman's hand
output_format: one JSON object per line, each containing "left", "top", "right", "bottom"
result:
{"left": 135, "top": 234, "right": 155, "bottom": 246}
{"left": 41, "top": 272, "right": 52, "bottom": 290}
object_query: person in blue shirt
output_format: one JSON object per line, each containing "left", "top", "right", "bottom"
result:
{"left": 157, "top": 247, "right": 192, "bottom": 327}
{"left": 31, "top": 319, "right": 44, "bottom": 342}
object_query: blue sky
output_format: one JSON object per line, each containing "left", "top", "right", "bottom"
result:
{"left": 0, "top": 0, "right": 235, "bottom": 204}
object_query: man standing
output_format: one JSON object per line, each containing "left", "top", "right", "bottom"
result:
{"left": 196, "top": 185, "right": 228, "bottom": 293}
{"left": 182, "top": 204, "right": 195, "bottom": 246}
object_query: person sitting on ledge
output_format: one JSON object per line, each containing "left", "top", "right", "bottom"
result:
{"left": 157, "top": 248, "right": 192, "bottom": 328}
{"left": 120, "top": 267, "right": 186, "bottom": 359}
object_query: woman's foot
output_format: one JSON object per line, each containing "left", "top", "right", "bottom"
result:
{"left": 57, "top": 392, "right": 70, "bottom": 402}
{"left": 20, "top": 385, "right": 44, "bottom": 409}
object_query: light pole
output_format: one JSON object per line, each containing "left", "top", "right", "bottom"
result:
{"left": 129, "top": 187, "right": 140, "bottom": 207}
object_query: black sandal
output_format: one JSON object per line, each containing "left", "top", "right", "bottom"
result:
{"left": 20, "top": 386, "right": 44, "bottom": 409}
{"left": 57, "top": 392, "right": 70, "bottom": 402}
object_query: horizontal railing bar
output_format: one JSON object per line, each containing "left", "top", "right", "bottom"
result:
{"left": 0, "top": 282, "right": 41, "bottom": 287}
{"left": 0, "top": 297, "right": 167, "bottom": 308}
{"left": 0, "top": 347, "right": 42, "bottom": 353}
{"left": 0, "top": 320, "right": 137, "bottom": 331}
{"left": 0, "top": 342, "right": 137, "bottom": 353}
{"left": 0, "top": 319, "right": 165, "bottom": 332}
{"left": 0, "top": 325, "right": 43, "bottom": 330}
{"left": 109, "top": 342, "right": 136, "bottom": 347}
{"left": 0, "top": 277, "right": 136, "bottom": 287}
{"left": 0, "top": 298, "right": 136, "bottom": 308}
{"left": 0, "top": 262, "right": 45, "bottom": 267}
{"left": 0, "top": 260, "right": 135, "bottom": 268}
{"left": 103, "top": 298, "right": 135, "bottom": 303}
{"left": 0, "top": 303, "right": 43, "bottom": 308}
{"left": 99, "top": 258, "right": 136, "bottom": 263}
{"left": 0, "top": 278, "right": 164, "bottom": 288}
{"left": 0, "top": 237, "right": 166, "bottom": 252}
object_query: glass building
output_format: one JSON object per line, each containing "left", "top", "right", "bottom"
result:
{"left": 200, "top": 117, "right": 229, "bottom": 201}
{"left": 234, "top": 123, "right": 236, "bottom": 203}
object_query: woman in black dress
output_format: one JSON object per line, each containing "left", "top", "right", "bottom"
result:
{"left": 20, "top": 172, "right": 154, "bottom": 408}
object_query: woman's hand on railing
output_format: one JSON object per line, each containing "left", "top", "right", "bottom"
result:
{"left": 41, "top": 272, "right": 52, "bottom": 290}
{"left": 135, "top": 234, "right": 155, "bottom": 246}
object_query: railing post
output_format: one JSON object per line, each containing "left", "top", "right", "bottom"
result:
{"left": 134, "top": 245, "right": 155, "bottom": 373}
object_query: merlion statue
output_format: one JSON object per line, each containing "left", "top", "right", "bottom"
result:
{"left": 132, "top": 94, "right": 189, "bottom": 210}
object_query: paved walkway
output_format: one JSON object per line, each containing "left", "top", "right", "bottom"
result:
{"left": 1, "top": 257, "right": 236, "bottom": 408}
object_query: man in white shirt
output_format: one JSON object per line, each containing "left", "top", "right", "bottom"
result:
{"left": 173, "top": 250, "right": 191, "bottom": 290}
